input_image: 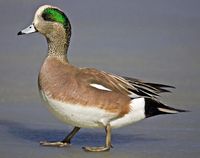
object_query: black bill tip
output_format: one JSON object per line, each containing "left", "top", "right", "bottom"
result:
{"left": 17, "top": 31, "right": 23, "bottom": 35}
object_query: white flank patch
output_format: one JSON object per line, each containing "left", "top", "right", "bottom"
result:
{"left": 110, "top": 98, "right": 146, "bottom": 128}
{"left": 158, "top": 108, "right": 178, "bottom": 114}
{"left": 90, "top": 83, "right": 112, "bottom": 91}
{"left": 40, "top": 90, "right": 117, "bottom": 128}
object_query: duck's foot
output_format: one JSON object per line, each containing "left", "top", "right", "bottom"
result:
{"left": 82, "top": 146, "right": 110, "bottom": 152}
{"left": 40, "top": 141, "right": 70, "bottom": 147}
{"left": 40, "top": 127, "right": 80, "bottom": 148}
{"left": 82, "top": 124, "right": 112, "bottom": 152}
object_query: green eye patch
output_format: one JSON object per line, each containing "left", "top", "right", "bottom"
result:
{"left": 42, "top": 8, "right": 69, "bottom": 28}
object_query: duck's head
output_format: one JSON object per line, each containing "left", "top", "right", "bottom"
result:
{"left": 18, "top": 5, "right": 71, "bottom": 43}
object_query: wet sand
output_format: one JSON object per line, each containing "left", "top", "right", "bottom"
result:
{"left": 0, "top": 1, "right": 200, "bottom": 157}
{"left": 0, "top": 101, "right": 198, "bottom": 158}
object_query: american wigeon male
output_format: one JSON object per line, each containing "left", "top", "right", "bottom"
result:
{"left": 18, "top": 5, "right": 186, "bottom": 152}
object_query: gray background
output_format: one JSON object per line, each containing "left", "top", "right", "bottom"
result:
{"left": 0, "top": 0, "right": 199, "bottom": 158}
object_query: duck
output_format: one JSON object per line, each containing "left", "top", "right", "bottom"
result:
{"left": 18, "top": 5, "right": 186, "bottom": 152}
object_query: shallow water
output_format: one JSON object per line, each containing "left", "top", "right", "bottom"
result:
{"left": 0, "top": 1, "right": 200, "bottom": 158}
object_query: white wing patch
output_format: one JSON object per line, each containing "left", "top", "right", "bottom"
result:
{"left": 90, "top": 84, "right": 112, "bottom": 91}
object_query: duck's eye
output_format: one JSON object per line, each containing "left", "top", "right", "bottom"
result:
{"left": 42, "top": 8, "right": 69, "bottom": 28}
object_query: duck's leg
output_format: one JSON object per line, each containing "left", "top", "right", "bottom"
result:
{"left": 82, "top": 124, "right": 112, "bottom": 152}
{"left": 40, "top": 126, "right": 80, "bottom": 147}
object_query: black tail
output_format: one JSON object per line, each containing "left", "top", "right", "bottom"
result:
{"left": 144, "top": 98, "right": 188, "bottom": 118}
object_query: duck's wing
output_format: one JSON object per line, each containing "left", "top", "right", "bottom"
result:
{"left": 121, "top": 76, "right": 175, "bottom": 96}
{"left": 78, "top": 68, "right": 174, "bottom": 99}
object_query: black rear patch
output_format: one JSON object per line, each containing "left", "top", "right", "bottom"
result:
{"left": 144, "top": 98, "right": 187, "bottom": 118}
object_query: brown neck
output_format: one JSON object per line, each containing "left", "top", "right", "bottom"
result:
{"left": 47, "top": 27, "right": 71, "bottom": 63}
{"left": 47, "top": 40, "right": 68, "bottom": 62}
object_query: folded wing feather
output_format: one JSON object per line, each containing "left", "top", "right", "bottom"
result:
{"left": 79, "top": 68, "right": 174, "bottom": 99}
